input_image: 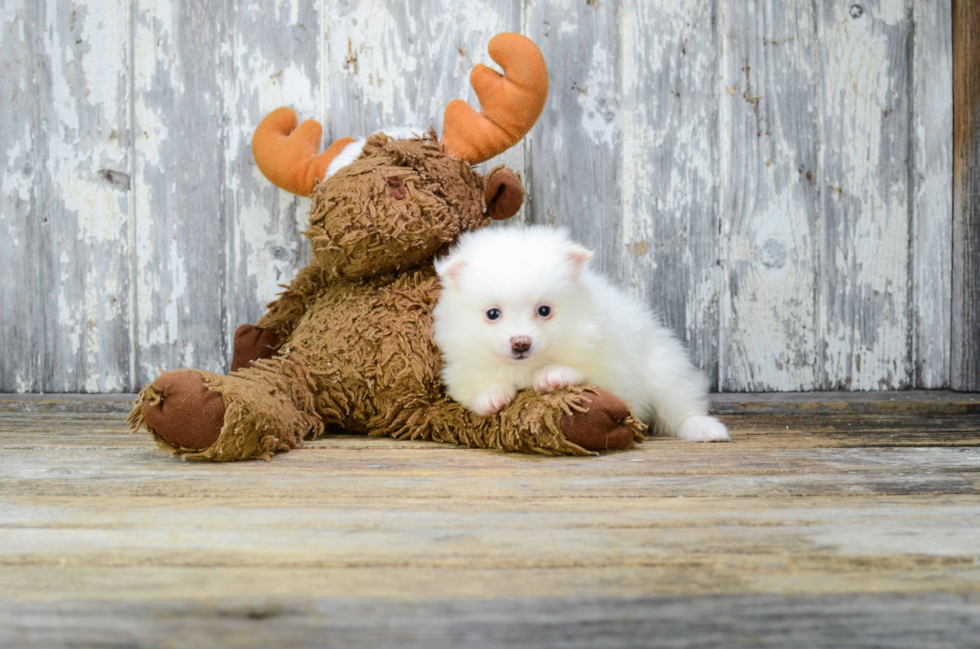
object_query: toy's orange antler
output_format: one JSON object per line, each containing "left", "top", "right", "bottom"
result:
{"left": 252, "top": 107, "right": 355, "bottom": 196}
{"left": 441, "top": 33, "right": 549, "bottom": 164}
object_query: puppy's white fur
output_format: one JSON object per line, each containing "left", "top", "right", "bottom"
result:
{"left": 433, "top": 226, "right": 730, "bottom": 443}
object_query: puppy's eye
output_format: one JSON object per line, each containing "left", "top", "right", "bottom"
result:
{"left": 537, "top": 305, "right": 552, "bottom": 318}
{"left": 486, "top": 308, "right": 501, "bottom": 322}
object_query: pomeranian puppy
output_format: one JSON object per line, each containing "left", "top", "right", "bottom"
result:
{"left": 433, "top": 226, "right": 730, "bottom": 442}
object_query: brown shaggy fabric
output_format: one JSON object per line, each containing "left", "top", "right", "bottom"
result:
{"left": 301, "top": 131, "right": 488, "bottom": 281}
{"left": 130, "top": 132, "right": 645, "bottom": 461}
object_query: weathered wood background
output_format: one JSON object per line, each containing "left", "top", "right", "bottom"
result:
{"left": 953, "top": 0, "right": 980, "bottom": 391}
{"left": 0, "top": 0, "right": 956, "bottom": 393}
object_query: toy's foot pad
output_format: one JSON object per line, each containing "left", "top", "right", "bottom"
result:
{"left": 143, "top": 371, "right": 225, "bottom": 450}
{"left": 560, "top": 388, "right": 636, "bottom": 451}
{"left": 231, "top": 324, "right": 281, "bottom": 372}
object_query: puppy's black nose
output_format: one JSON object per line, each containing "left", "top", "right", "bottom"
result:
{"left": 511, "top": 336, "right": 531, "bottom": 354}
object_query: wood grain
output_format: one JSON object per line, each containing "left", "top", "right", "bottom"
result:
{"left": 321, "top": 0, "right": 526, "bottom": 222}
{"left": 620, "top": 0, "right": 721, "bottom": 388}
{"left": 36, "top": 0, "right": 133, "bottom": 393}
{"left": 221, "top": 0, "right": 321, "bottom": 348}
{"left": 527, "top": 0, "right": 624, "bottom": 287}
{"left": 2, "top": 403, "right": 979, "bottom": 502}
{"left": 817, "top": 0, "right": 913, "bottom": 390}
{"left": 132, "top": 0, "right": 228, "bottom": 384}
{"left": 2, "top": 593, "right": 979, "bottom": 648}
{"left": 0, "top": 394, "right": 978, "bottom": 646}
{"left": 912, "top": 0, "right": 953, "bottom": 388}
{"left": 719, "top": 0, "right": 819, "bottom": 390}
{"left": 953, "top": 0, "right": 980, "bottom": 390}
{"left": 0, "top": 0, "right": 40, "bottom": 392}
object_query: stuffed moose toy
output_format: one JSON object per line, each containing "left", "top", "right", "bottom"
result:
{"left": 129, "top": 34, "right": 645, "bottom": 461}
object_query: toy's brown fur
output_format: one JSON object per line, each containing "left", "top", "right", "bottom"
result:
{"left": 128, "top": 132, "right": 645, "bottom": 461}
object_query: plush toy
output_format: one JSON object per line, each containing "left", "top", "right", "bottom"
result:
{"left": 128, "top": 33, "right": 645, "bottom": 461}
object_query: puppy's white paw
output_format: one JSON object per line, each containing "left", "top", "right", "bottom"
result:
{"left": 677, "top": 415, "right": 731, "bottom": 443}
{"left": 532, "top": 365, "right": 586, "bottom": 393}
{"left": 472, "top": 384, "right": 517, "bottom": 416}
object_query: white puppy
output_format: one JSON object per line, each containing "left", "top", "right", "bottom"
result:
{"left": 433, "top": 226, "right": 730, "bottom": 443}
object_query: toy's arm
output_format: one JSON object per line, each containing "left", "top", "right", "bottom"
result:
{"left": 372, "top": 388, "right": 644, "bottom": 456}
{"left": 229, "top": 264, "right": 331, "bottom": 373}
{"left": 255, "top": 264, "right": 332, "bottom": 341}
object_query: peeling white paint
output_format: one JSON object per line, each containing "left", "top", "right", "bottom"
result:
{"left": 911, "top": 0, "right": 953, "bottom": 388}
{"left": 326, "top": 0, "right": 512, "bottom": 136}
{"left": 2, "top": 137, "right": 33, "bottom": 205}
{"left": 327, "top": 2, "right": 418, "bottom": 123}
{"left": 25, "top": 0, "right": 133, "bottom": 391}
{"left": 820, "top": 1, "right": 911, "bottom": 389}
{"left": 620, "top": 0, "right": 719, "bottom": 381}
{"left": 717, "top": 0, "right": 821, "bottom": 391}
{"left": 134, "top": 98, "right": 167, "bottom": 166}
{"left": 725, "top": 189, "right": 818, "bottom": 390}
{"left": 65, "top": 174, "right": 129, "bottom": 243}
{"left": 15, "top": 375, "right": 31, "bottom": 393}
{"left": 874, "top": 0, "right": 908, "bottom": 25}
{"left": 0, "top": 0, "right": 25, "bottom": 39}
{"left": 78, "top": 0, "right": 128, "bottom": 125}
{"left": 43, "top": 0, "right": 79, "bottom": 135}
{"left": 577, "top": 40, "right": 619, "bottom": 146}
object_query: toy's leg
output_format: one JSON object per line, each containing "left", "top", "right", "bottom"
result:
{"left": 128, "top": 356, "right": 325, "bottom": 461}
{"left": 230, "top": 324, "right": 281, "bottom": 372}
{"left": 376, "top": 387, "right": 645, "bottom": 455}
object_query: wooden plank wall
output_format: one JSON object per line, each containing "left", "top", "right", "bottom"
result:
{"left": 0, "top": 0, "right": 955, "bottom": 393}
{"left": 953, "top": 0, "right": 980, "bottom": 391}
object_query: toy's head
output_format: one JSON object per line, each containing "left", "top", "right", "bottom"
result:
{"left": 251, "top": 33, "right": 548, "bottom": 280}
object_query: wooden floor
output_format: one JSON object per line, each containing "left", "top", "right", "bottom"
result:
{"left": 1, "top": 392, "right": 979, "bottom": 648}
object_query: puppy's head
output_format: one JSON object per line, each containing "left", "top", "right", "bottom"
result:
{"left": 434, "top": 226, "right": 593, "bottom": 366}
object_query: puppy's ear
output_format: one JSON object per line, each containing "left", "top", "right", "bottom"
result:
{"left": 566, "top": 244, "right": 594, "bottom": 278}
{"left": 435, "top": 255, "right": 467, "bottom": 289}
